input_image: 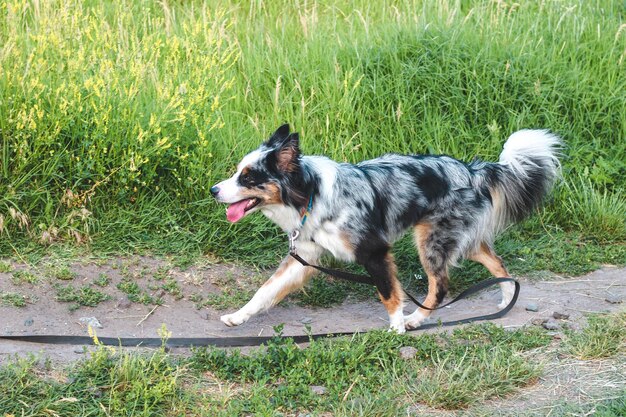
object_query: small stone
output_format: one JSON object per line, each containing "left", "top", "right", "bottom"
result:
{"left": 310, "top": 385, "right": 327, "bottom": 395}
{"left": 24, "top": 318, "right": 34, "bottom": 327}
{"left": 605, "top": 295, "right": 622, "bottom": 304}
{"left": 553, "top": 311, "right": 570, "bottom": 320}
{"left": 79, "top": 316, "right": 103, "bottom": 328}
{"left": 542, "top": 319, "right": 559, "bottom": 330}
{"left": 117, "top": 297, "right": 132, "bottom": 309}
{"left": 525, "top": 303, "right": 539, "bottom": 312}
{"left": 300, "top": 317, "right": 313, "bottom": 324}
{"left": 531, "top": 318, "right": 547, "bottom": 326}
{"left": 74, "top": 347, "right": 86, "bottom": 354}
{"left": 399, "top": 346, "right": 418, "bottom": 360}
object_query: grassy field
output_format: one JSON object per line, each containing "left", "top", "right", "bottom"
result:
{"left": 0, "top": 0, "right": 624, "bottom": 276}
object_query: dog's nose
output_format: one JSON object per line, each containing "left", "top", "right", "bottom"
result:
{"left": 210, "top": 185, "right": 220, "bottom": 197}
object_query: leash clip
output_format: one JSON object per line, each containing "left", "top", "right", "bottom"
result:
{"left": 289, "top": 229, "right": 300, "bottom": 255}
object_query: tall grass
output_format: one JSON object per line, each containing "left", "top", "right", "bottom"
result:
{"left": 1, "top": 0, "right": 624, "bottom": 267}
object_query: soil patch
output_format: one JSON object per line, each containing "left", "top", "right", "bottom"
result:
{"left": 1, "top": 258, "right": 623, "bottom": 364}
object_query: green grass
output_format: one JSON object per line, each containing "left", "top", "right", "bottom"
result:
{"left": 0, "top": 0, "right": 624, "bottom": 275}
{"left": 161, "top": 278, "right": 183, "bottom": 300}
{"left": 0, "top": 261, "right": 12, "bottom": 273}
{"left": 2, "top": 315, "right": 623, "bottom": 415}
{"left": 0, "top": 291, "right": 29, "bottom": 307}
{"left": 46, "top": 264, "right": 78, "bottom": 281}
{"left": 565, "top": 310, "right": 626, "bottom": 359}
{"left": 11, "top": 270, "right": 39, "bottom": 285}
{"left": 202, "top": 287, "right": 255, "bottom": 311}
{"left": 542, "top": 393, "right": 626, "bottom": 417}
{"left": 54, "top": 284, "right": 110, "bottom": 311}
{"left": 93, "top": 273, "right": 110, "bottom": 287}
{"left": 116, "top": 279, "right": 159, "bottom": 305}
{"left": 0, "top": 322, "right": 553, "bottom": 416}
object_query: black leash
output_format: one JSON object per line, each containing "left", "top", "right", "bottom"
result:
{"left": 0, "top": 256, "right": 520, "bottom": 348}
{"left": 0, "top": 333, "right": 355, "bottom": 348}
{"left": 289, "top": 252, "right": 520, "bottom": 326}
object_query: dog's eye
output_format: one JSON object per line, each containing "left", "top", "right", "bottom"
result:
{"left": 239, "top": 172, "right": 254, "bottom": 186}
{"left": 239, "top": 168, "right": 268, "bottom": 188}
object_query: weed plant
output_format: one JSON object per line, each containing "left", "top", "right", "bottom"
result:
{"left": 0, "top": 1, "right": 624, "bottom": 275}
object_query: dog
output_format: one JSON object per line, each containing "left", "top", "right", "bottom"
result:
{"left": 211, "top": 124, "right": 561, "bottom": 333}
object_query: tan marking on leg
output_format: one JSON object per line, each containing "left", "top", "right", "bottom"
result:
{"left": 261, "top": 256, "right": 296, "bottom": 288}
{"left": 257, "top": 256, "right": 317, "bottom": 307}
{"left": 470, "top": 242, "right": 509, "bottom": 277}
{"left": 413, "top": 222, "right": 447, "bottom": 316}
{"left": 376, "top": 253, "right": 404, "bottom": 315}
{"left": 274, "top": 266, "right": 316, "bottom": 305}
{"left": 470, "top": 242, "right": 514, "bottom": 308}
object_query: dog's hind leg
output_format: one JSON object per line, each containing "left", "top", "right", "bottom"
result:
{"left": 220, "top": 243, "right": 321, "bottom": 327}
{"left": 404, "top": 223, "right": 451, "bottom": 329}
{"left": 359, "top": 249, "right": 406, "bottom": 334}
{"left": 469, "top": 242, "right": 515, "bottom": 309}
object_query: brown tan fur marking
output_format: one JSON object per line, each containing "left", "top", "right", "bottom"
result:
{"left": 413, "top": 222, "right": 449, "bottom": 316}
{"left": 377, "top": 253, "right": 404, "bottom": 315}
{"left": 238, "top": 181, "right": 283, "bottom": 205}
{"left": 274, "top": 265, "right": 317, "bottom": 305}
{"left": 469, "top": 242, "right": 509, "bottom": 278}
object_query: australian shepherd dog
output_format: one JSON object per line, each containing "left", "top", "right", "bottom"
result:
{"left": 211, "top": 124, "right": 561, "bottom": 333}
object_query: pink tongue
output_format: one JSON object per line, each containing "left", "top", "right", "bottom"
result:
{"left": 226, "top": 200, "right": 250, "bottom": 223}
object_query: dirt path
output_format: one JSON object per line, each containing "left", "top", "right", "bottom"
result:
{"left": 1, "top": 260, "right": 624, "bottom": 364}
{"left": 1, "top": 259, "right": 624, "bottom": 415}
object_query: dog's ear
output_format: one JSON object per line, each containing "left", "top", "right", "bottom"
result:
{"left": 269, "top": 132, "right": 300, "bottom": 173}
{"left": 266, "top": 124, "right": 291, "bottom": 147}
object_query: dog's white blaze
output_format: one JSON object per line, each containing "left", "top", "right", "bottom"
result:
{"left": 213, "top": 175, "right": 243, "bottom": 203}
{"left": 236, "top": 149, "right": 265, "bottom": 172}
{"left": 215, "top": 150, "right": 269, "bottom": 204}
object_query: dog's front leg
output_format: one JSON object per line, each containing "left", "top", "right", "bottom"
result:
{"left": 220, "top": 244, "right": 321, "bottom": 327}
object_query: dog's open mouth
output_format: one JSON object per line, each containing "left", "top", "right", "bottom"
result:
{"left": 226, "top": 198, "right": 261, "bottom": 223}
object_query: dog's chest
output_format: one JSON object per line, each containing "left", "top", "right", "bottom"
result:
{"left": 310, "top": 221, "right": 355, "bottom": 262}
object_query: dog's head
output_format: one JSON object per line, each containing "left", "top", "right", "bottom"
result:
{"left": 211, "top": 124, "right": 308, "bottom": 222}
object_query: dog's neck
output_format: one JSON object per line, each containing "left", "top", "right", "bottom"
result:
{"left": 261, "top": 204, "right": 303, "bottom": 234}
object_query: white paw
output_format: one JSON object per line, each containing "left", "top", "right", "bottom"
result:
{"left": 388, "top": 311, "right": 406, "bottom": 334}
{"left": 220, "top": 311, "right": 249, "bottom": 327}
{"left": 499, "top": 281, "right": 515, "bottom": 309}
{"left": 404, "top": 311, "right": 427, "bottom": 329}
{"left": 388, "top": 323, "right": 406, "bottom": 334}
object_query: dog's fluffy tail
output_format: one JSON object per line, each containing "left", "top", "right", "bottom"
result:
{"left": 488, "top": 129, "right": 562, "bottom": 233}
